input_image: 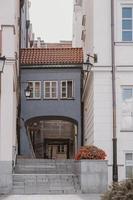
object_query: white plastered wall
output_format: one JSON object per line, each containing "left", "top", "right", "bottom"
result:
{"left": 0, "top": 0, "right": 19, "bottom": 162}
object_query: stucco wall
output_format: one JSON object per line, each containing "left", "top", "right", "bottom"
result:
{"left": 0, "top": 0, "right": 19, "bottom": 162}
{"left": 84, "top": 72, "right": 94, "bottom": 145}
{"left": 20, "top": 66, "right": 82, "bottom": 156}
{"left": 85, "top": 69, "right": 133, "bottom": 183}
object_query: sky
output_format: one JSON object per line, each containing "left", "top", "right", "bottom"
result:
{"left": 30, "top": 0, "right": 73, "bottom": 43}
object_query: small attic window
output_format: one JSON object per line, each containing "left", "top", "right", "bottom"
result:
{"left": 82, "top": 15, "right": 86, "bottom": 26}
{"left": 81, "top": 30, "right": 86, "bottom": 42}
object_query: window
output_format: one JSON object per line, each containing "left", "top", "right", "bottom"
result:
{"left": 121, "top": 87, "right": 133, "bottom": 130}
{"left": 122, "top": 7, "right": 133, "bottom": 41}
{"left": 44, "top": 81, "right": 58, "bottom": 99}
{"left": 27, "top": 81, "right": 41, "bottom": 99}
{"left": 57, "top": 145, "right": 65, "bottom": 153}
{"left": 61, "top": 80, "right": 74, "bottom": 99}
{"left": 125, "top": 153, "right": 133, "bottom": 178}
{"left": 82, "top": 15, "right": 86, "bottom": 26}
{"left": 81, "top": 30, "right": 86, "bottom": 42}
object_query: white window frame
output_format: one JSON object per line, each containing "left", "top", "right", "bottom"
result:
{"left": 121, "top": 4, "right": 133, "bottom": 42}
{"left": 60, "top": 80, "right": 74, "bottom": 99}
{"left": 125, "top": 152, "right": 133, "bottom": 179}
{"left": 121, "top": 86, "right": 133, "bottom": 131}
{"left": 27, "top": 81, "right": 41, "bottom": 99}
{"left": 44, "top": 81, "right": 58, "bottom": 99}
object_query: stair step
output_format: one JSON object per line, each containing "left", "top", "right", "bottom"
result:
{"left": 13, "top": 159, "right": 81, "bottom": 194}
{"left": 12, "top": 189, "right": 81, "bottom": 195}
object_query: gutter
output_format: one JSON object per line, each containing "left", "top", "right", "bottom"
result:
{"left": 111, "top": 0, "right": 118, "bottom": 182}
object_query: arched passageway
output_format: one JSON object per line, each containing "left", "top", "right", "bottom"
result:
{"left": 26, "top": 116, "right": 78, "bottom": 159}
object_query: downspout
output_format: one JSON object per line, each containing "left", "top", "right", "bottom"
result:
{"left": 17, "top": 0, "right": 22, "bottom": 155}
{"left": 81, "top": 70, "right": 84, "bottom": 146}
{"left": 111, "top": 0, "right": 118, "bottom": 182}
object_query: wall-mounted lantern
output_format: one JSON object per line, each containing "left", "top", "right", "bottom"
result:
{"left": 83, "top": 54, "right": 97, "bottom": 72}
{"left": 25, "top": 85, "right": 31, "bottom": 98}
{"left": 0, "top": 56, "right": 6, "bottom": 73}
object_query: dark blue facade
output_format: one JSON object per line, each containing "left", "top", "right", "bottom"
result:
{"left": 20, "top": 65, "right": 82, "bottom": 156}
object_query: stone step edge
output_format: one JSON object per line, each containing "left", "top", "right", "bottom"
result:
{"left": 13, "top": 173, "right": 78, "bottom": 175}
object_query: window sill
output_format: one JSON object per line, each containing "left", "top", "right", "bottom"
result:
{"left": 60, "top": 98, "right": 75, "bottom": 100}
{"left": 26, "top": 98, "right": 41, "bottom": 100}
{"left": 120, "top": 130, "right": 133, "bottom": 132}
{"left": 115, "top": 42, "right": 133, "bottom": 46}
{"left": 43, "top": 98, "right": 58, "bottom": 100}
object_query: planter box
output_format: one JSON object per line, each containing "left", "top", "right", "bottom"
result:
{"left": 79, "top": 160, "right": 108, "bottom": 194}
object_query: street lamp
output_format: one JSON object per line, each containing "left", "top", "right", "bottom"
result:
{"left": 0, "top": 56, "right": 6, "bottom": 73}
{"left": 83, "top": 54, "right": 98, "bottom": 72}
{"left": 25, "top": 85, "right": 31, "bottom": 98}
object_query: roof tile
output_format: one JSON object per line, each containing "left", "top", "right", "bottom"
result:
{"left": 20, "top": 48, "right": 83, "bottom": 65}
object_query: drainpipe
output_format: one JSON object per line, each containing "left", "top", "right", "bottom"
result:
{"left": 111, "top": 0, "right": 118, "bottom": 182}
{"left": 81, "top": 70, "right": 84, "bottom": 146}
{"left": 17, "top": 0, "right": 23, "bottom": 155}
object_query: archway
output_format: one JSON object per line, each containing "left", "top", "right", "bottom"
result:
{"left": 26, "top": 116, "right": 78, "bottom": 159}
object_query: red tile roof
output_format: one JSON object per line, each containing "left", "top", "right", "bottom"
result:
{"left": 20, "top": 48, "right": 83, "bottom": 65}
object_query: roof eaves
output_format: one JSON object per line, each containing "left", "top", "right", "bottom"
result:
{"left": 21, "top": 64, "right": 83, "bottom": 69}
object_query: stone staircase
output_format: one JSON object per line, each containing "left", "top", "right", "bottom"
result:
{"left": 12, "top": 159, "right": 81, "bottom": 194}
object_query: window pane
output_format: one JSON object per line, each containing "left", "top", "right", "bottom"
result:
{"left": 52, "top": 92, "right": 56, "bottom": 98}
{"left": 52, "top": 88, "right": 56, "bottom": 93}
{"left": 123, "top": 88, "right": 132, "bottom": 100}
{"left": 67, "top": 81, "right": 73, "bottom": 98}
{"left": 60, "top": 145, "right": 64, "bottom": 153}
{"left": 62, "top": 82, "right": 66, "bottom": 98}
{"left": 62, "top": 82, "right": 66, "bottom": 87}
{"left": 46, "top": 88, "right": 50, "bottom": 93}
{"left": 52, "top": 82, "right": 56, "bottom": 87}
{"left": 122, "top": 8, "right": 132, "bottom": 18}
{"left": 126, "top": 153, "right": 133, "bottom": 161}
{"left": 44, "top": 82, "right": 50, "bottom": 98}
{"left": 122, "top": 20, "right": 132, "bottom": 30}
{"left": 45, "top": 82, "right": 50, "bottom": 87}
{"left": 45, "top": 92, "right": 50, "bottom": 98}
{"left": 62, "top": 92, "right": 66, "bottom": 98}
{"left": 62, "top": 87, "right": 66, "bottom": 95}
{"left": 52, "top": 88, "right": 56, "bottom": 98}
{"left": 123, "top": 88, "right": 132, "bottom": 101}
{"left": 122, "top": 31, "right": 132, "bottom": 41}
{"left": 35, "top": 91, "right": 40, "bottom": 98}
{"left": 35, "top": 82, "right": 40, "bottom": 98}
{"left": 126, "top": 166, "right": 133, "bottom": 178}
{"left": 52, "top": 82, "right": 57, "bottom": 98}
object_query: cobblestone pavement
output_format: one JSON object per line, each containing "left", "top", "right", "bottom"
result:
{"left": 0, "top": 194, "right": 101, "bottom": 200}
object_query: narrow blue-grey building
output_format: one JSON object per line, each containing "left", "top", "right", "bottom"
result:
{"left": 20, "top": 48, "right": 83, "bottom": 159}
